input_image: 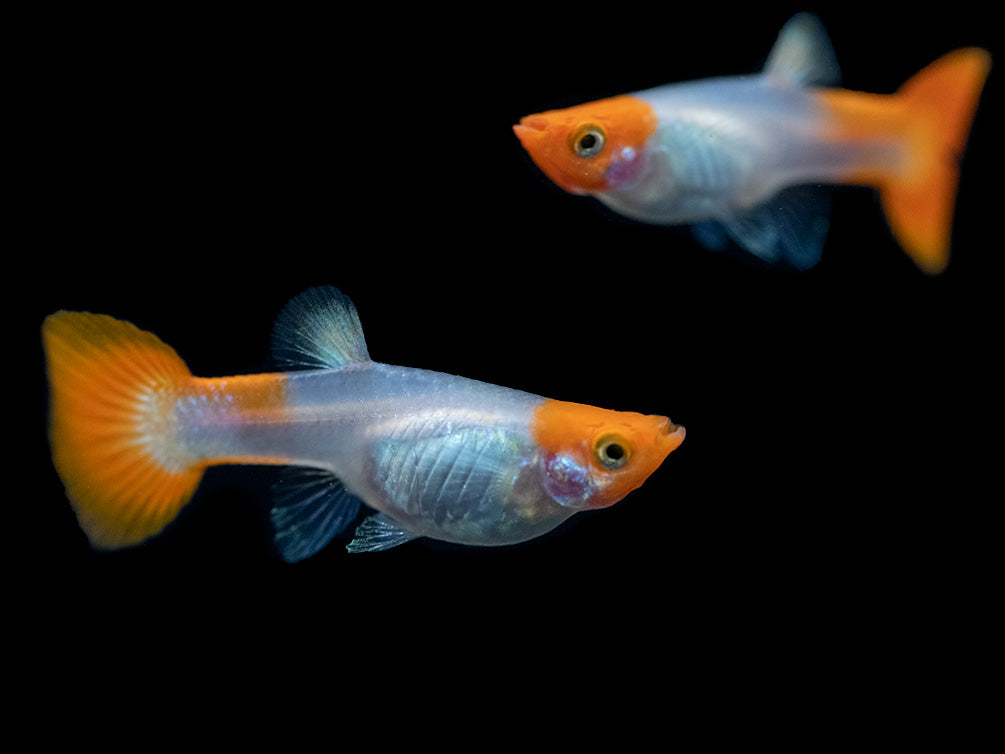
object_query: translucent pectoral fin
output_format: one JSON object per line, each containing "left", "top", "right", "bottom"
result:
{"left": 347, "top": 514, "right": 420, "bottom": 553}
{"left": 270, "top": 467, "right": 363, "bottom": 562}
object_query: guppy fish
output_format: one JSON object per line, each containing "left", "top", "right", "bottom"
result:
{"left": 514, "top": 13, "right": 990, "bottom": 274}
{"left": 43, "top": 287, "right": 684, "bottom": 559}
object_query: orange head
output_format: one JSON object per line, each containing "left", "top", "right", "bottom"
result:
{"left": 514, "top": 95, "right": 658, "bottom": 194}
{"left": 533, "top": 399, "right": 685, "bottom": 510}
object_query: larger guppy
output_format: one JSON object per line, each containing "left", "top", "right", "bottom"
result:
{"left": 43, "top": 287, "right": 684, "bottom": 559}
{"left": 514, "top": 13, "right": 990, "bottom": 273}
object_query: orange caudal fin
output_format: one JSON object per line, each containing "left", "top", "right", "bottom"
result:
{"left": 43, "top": 311, "right": 205, "bottom": 549}
{"left": 884, "top": 48, "right": 991, "bottom": 274}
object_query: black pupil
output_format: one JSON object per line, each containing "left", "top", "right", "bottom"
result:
{"left": 605, "top": 443, "right": 625, "bottom": 461}
{"left": 579, "top": 133, "right": 598, "bottom": 151}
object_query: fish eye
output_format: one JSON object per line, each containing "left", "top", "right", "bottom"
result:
{"left": 571, "top": 125, "right": 606, "bottom": 158}
{"left": 594, "top": 434, "right": 631, "bottom": 470}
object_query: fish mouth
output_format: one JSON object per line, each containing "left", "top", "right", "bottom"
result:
{"left": 660, "top": 418, "right": 686, "bottom": 452}
{"left": 513, "top": 118, "right": 588, "bottom": 195}
{"left": 512, "top": 124, "right": 533, "bottom": 145}
{"left": 513, "top": 121, "right": 545, "bottom": 149}
{"left": 514, "top": 114, "right": 549, "bottom": 134}
{"left": 659, "top": 416, "right": 682, "bottom": 434}
{"left": 513, "top": 114, "right": 553, "bottom": 150}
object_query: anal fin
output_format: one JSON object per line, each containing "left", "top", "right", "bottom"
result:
{"left": 271, "top": 467, "right": 363, "bottom": 562}
{"left": 696, "top": 185, "right": 830, "bottom": 270}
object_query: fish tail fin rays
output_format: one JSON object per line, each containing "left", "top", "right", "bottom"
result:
{"left": 43, "top": 311, "right": 205, "bottom": 549}
{"left": 883, "top": 48, "right": 991, "bottom": 274}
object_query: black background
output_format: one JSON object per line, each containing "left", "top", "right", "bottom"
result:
{"left": 17, "top": 3, "right": 998, "bottom": 737}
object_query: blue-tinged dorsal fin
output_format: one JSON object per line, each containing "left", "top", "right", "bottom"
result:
{"left": 346, "top": 514, "right": 420, "bottom": 553}
{"left": 271, "top": 286, "right": 370, "bottom": 370}
{"left": 763, "top": 13, "right": 840, "bottom": 87}
{"left": 270, "top": 467, "right": 363, "bottom": 562}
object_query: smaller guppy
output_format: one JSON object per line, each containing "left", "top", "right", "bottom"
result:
{"left": 43, "top": 287, "right": 684, "bottom": 559}
{"left": 514, "top": 13, "right": 990, "bottom": 273}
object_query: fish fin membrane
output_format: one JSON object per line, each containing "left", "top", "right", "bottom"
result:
{"left": 698, "top": 186, "right": 830, "bottom": 269}
{"left": 271, "top": 286, "right": 370, "bottom": 370}
{"left": 883, "top": 48, "right": 991, "bottom": 274}
{"left": 43, "top": 311, "right": 204, "bottom": 549}
{"left": 346, "top": 514, "right": 420, "bottom": 553}
{"left": 764, "top": 13, "right": 841, "bottom": 87}
{"left": 270, "top": 467, "right": 362, "bottom": 562}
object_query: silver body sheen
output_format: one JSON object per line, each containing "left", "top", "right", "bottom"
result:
{"left": 601, "top": 75, "right": 862, "bottom": 224}
{"left": 181, "top": 362, "right": 576, "bottom": 547}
